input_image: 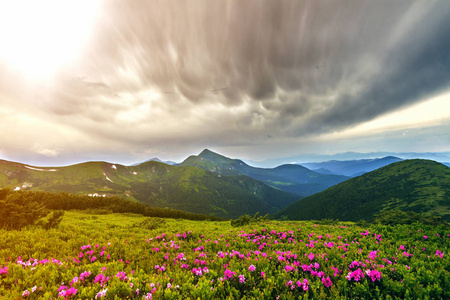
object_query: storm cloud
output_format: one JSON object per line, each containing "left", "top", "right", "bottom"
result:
{"left": 1, "top": 0, "right": 450, "bottom": 164}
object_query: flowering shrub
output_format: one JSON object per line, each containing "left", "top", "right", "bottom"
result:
{"left": 0, "top": 211, "right": 448, "bottom": 299}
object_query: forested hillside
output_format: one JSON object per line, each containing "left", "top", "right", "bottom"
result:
{"left": 274, "top": 160, "right": 450, "bottom": 222}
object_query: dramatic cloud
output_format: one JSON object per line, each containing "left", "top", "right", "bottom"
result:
{"left": 0, "top": 0, "right": 449, "bottom": 165}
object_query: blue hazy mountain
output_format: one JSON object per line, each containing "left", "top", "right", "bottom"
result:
{"left": 300, "top": 156, "right": 403, "bottom": 177}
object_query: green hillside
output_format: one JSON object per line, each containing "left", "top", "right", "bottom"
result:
{"left": 0, "top": 159, "right": 298, "bottom": 219}
{"left": 274, "top": 159, "right": 450, "bottom": 222}
{"left": 178, "top": 149, "right": 349, "bottom": 197}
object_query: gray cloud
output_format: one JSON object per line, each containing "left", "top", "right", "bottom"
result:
{"left": 1, "top": 0, "right": 449, "bottom": 164}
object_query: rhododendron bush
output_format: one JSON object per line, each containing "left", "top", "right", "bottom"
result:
{"left": 0, "top": 211, "right": 448, "bottom": 299}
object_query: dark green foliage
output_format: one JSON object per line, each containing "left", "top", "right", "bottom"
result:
{"left": 0, "top": 188, "right": 49, "bottom": 230}
{"left": 0, "top": 188, "right": 225, "bottom": 228}
{"left": 40, "top": 211, "right": 65, "bottom": 230}
{"left": 132, "top": 217, "right": 166, "bottom": 230}
{"left": 231, "top": 212, "right": 268, "bottom": 227}
{"left": 374, "top": 209, "right": 445, "bottom": 226}
{"left": 274, "top": 160, "right": 450, "bottom": 222}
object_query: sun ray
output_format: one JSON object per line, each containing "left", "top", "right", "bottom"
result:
{"left": 0, "top": 0, "right": 101, "bottom": 80}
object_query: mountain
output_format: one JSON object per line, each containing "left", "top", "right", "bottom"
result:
{"left": 177, "top": 149, "right": 349, "bottom": 197}
{"left": 301, "top": 156, "right": 403, "bottom": 177}
{"left": 244, "top": 151, "right": 450, "bottom": 168}
{"left": 131, "top": 158, "right": 177, "bottom": 166}
{"left": 0, "top": 159, "right": 298, "bottom": 219}
{"left": 274, "top": 159, "right": 450, "bottom": 222}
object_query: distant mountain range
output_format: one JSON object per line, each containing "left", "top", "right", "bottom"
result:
{"left": 131, "top": 158, "right": 177, "bottom": 166}
{"left": 274, "top": 159, "right": 450, "bottom": 222}
{"left": 178, "top": 149, "right": 349, "bottom": 197}
{"left": 300, "top": 156, "right": 403, "bottom": 177}
{"left": 244, "top": 151, "right": 450, "bottom": 168}
{"left": 0, "top": 159, "right": 297, "bottom": 219}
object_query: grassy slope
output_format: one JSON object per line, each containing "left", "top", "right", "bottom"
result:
{"left": 274, "top": 159, "right": 450, "bottom": 222}
{"left": 1, "top": 210, "right": 449, "bottom": 299}
{"left": 0, "top": 160, "right": 299, "bottom": 219}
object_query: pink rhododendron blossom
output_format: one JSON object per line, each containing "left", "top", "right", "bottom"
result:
{"left": 346, "top": 268, "right": 365, "bottom": 282}
{"left": 248, "top": 264, "right": 256, "bottom": 272}
{"left": 116, "top": 271, "right": 127, "bottom": 281}
{"left": 365, "top": 269, "right": 382, "bottom": 282}
{"left": 22, "top": 290, "right": 30, "bottom": 297}
{"left": 368, "top": 251, "right": 377, "bottom": 260}
{"left": 322, "top": 276, "right": 332, "bottom": 287}
{"left": 80, "top": 271, "right": 91, "bottom": 281}
{"left": 95, "top": 288, "right": 107, "bottom": 298}
{"left": 94, "top": 273, "right": 109, "bottom": 286}
{"left": 224, "top": 268, "right": 236, "bottom": 280}
{"left": 436, "top": 250, "right": 445, "bottom": 258}
{"left": 239, "top": 274, "right": 245, "bottom": 283}
{"left": 297, "top": 279, "right": 309, "bottom": 291}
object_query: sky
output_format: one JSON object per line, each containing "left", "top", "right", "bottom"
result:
{"left": 0, "top": 0, "right": 450, "bottom": 167}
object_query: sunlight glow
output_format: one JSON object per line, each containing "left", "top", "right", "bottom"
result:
{"left": 0, "top": 0, "right": 100, "bottom": 80}
{"left": 342, "top": 91, "right": 450, "bottom": 136}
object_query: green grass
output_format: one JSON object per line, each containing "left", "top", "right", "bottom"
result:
{"left": 0, "top": 210, "right": 449, "bottom": 299}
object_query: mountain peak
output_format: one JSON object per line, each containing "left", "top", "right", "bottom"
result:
{"left": 198, "top": 149, "right": 230, "bottom": 161}
{"left": 199, "top": 148, "right": 215, "bottom": 156}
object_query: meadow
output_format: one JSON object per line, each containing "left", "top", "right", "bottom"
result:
{"left": 0, "top": 210, "right": 448, "bottom": 299}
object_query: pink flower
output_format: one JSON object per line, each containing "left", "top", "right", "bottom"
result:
{"left": 0, "top": 266, "right": 7, "bottom": 275}
{"left": 261, "top": 271, "right": 265, "bottom": 278}
{"left": 65, "top": 287, "right": 78, "bottom": 297}
{"left": 239, "top": 274, "right": 245, "bottom": 283}
{"left": 366, "top": 269, "right": 382, "bottom": 282}
{"left": 308, "top": 253, "right": 315, "bottom": 261}
{"left": 224, "top": 269, "right": 236, "bottom": 280}
{"left": 423, "top": 235, "right": 427, "bottom": 240}
{"left": 346, "top": 268, "right": 365, "bottom": 282}
{"left": 22, "top": 290, "right": 30, "bottom": 297}
{"left": 248, "top": 264, "right": 256, "bottom": 272}
{"left": 94, "top": 273, "right": 108, "bottom": 286}
{"left": 368, "top": 251, "right": 377, "bottom": 260}
{"left": 322, "top": 276, "right": 332, "bottom": 288}
{"left": 116, "top": 271, "right": 127, "bottom": 281}
{"left": 300, "top": 279, "right": 309, "bottom": 291}
{"left": 95, "top": 288, "right": 107, "bottom": 298}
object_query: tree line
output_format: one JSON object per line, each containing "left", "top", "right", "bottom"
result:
{"left": 0, "top": 188, "right": 225, "bottom": 230}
